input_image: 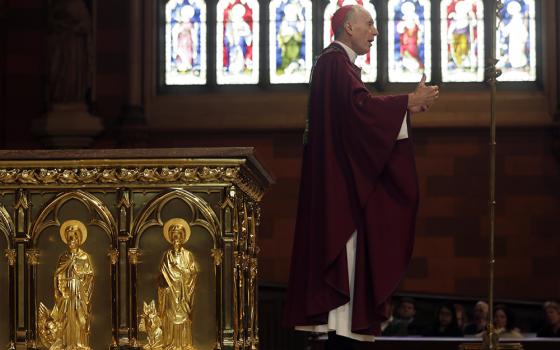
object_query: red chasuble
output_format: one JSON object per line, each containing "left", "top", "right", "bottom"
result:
{"left": 284, "top": 43, "right": 419, "bottom": 336}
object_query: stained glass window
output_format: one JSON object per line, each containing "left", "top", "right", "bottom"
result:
{"left": 388, "top": 0, "right": 431, "bottom": 82}
{"left": 269, "top": 0, "right": 313, "bottom": 84}
{"left": 496, "top": 0, "right": 536, "bottom": 81}
{"left": 441, "top": 0, "right": 484, "bottom": 82}
{"left": 165, "top": 0, "right": 207, "bottom": 85}
{"left": 158, "top": 0, "right": 541, "bottom": 88}
{"left": 323, "top": 0, "right": 378, "bottom": 83}
{"left": 217, "top": 0, "right": 260, "bottom": 85}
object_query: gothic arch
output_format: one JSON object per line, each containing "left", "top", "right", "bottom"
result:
{"left": 30, "top": 190, "right": 117, "bottom": 246}
{"left": 132, "top": 188, "right": 220, "bottom": 247}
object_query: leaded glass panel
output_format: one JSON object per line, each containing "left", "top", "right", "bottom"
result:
{"left": 496, "top": 0, "right": 536, "bottom": 81}
{"left": 165, "top": 0, "right": 207, "bottom": 85}
{"left": 388, "top": 0, "right": 431, "bottom": 82}
{"left": 269, "top": 0, "right": 313, "bottom": 84}
{"left": 217, "top": 0, "right": 260, "bottom": 84}
{"left": 441, "top": 0, "right": 484, "bottom": 82}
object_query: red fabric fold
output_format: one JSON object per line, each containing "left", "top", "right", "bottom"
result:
{"left": 284, "top": 43, "right": 419, "bottom": 336}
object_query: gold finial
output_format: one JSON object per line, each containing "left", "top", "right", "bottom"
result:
{"left": 211, "top": 248, "right": 223, "bottom": 266}
{"left": 26, "top": 249, "right": 39, "bottom": 265}
{"left": 5, "top": 249, "right": 16, "bottom": 266}
{"left": 128, "top": 248, "right": 141, "bottom": 265}
{"left": 108, "top": 249, "right": 119, "bottom": 265}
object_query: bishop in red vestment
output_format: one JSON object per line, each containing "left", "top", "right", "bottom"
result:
{"left": 284, "top": 4, "right": 439, "bottom": 344}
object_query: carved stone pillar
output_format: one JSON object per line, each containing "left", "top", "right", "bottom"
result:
{"left": 556, "top": 2, "right": 560, "bottom": 120}
{"left": 553, "top": 3, "right": 560, "bottom": 161}
{"left": 118, "top": 0, "right": 148, "bottom": 147}
{"left": 0, "top": 0, "right": 6, "bottom": 148}
{"left": 33, "top": 0, "right": 103, "bottom": 148}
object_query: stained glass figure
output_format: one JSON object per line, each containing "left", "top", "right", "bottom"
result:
{"left": 441, "top": 0, "right": 484, "bottom": 82}
{"left": 269, "top": 0, "right": 313, "bottom": 84}
{"left": 165, "top": 0, "right": 207, "bottom": 85}
{"left": 496, "top": 0, "right": 536, "bottom": 81}
{"left": 388, "top": 0, "right": 431, "bottom": 82}
{"left": 323, "top": 0, "right": 378, "bottom": 82}
{"left": 217, "top": 0, "right": 260, "bottom": 84}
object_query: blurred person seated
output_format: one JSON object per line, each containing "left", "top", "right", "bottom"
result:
{"left": 492, "top": 304, "right": 523, "bottom": 338}
{"left": 380, "top": 299, "right": 395, "bottom": 333}
{"left": 464, "top": 301, "right": 488, "bottom": 335}
{"left": 422, "top": 303, "right": 464, "bottom": 337}
{"left": 382, "top": 297, "right": 423, "bottom": 336}
{"left": 454, "top": 303, "right": 468, "bottom": 332}
{"left": 537, "top": 301, "right": 560, "bottom": 337}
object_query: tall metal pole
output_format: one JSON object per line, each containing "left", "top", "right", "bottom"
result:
{"left": 484, "top": 1, "right": 501, "bottom": 346}
{"left": 459, "top": 2, "right": 522, "bottom": 349}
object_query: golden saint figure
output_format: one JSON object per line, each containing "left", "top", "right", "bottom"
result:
{"left": 158, "top": 218, "right": 198, "bottom": 350}
{"left": 38, "top": 220, "right": 94, "bottom": 350}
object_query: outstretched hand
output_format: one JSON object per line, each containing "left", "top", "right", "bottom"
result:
{"left": 408, "top": 74, "right": 439, "bottom": 113}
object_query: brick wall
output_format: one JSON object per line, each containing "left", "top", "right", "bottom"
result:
{"left": 1, "top": 0, "right": 45, "bottom": 149}
{"left": 143, "top": 127, "right": 560, "bottom": 301}
{"left": 405, "top": 128, "right": 560, "bottom": 300}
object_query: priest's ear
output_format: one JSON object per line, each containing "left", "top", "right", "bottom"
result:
{"left": 344, "top": 21, "right": 353, "bottom": 36}
{"left": 334, "top": 21, "right": 352, "bottom": 39}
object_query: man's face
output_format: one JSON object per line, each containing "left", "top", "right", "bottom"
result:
{"left": 398, "top": 302, "right": 415, "bottom": 319}
{"left": 438, "top": 307, "right": 453, "bottom": 327}
{"left": 348, "top": 7, "right": 378, "bottom": 56}
{"left": 474, "top": 303, "right": 489, "bottom": 321}
{"left": 545, "top": 307, "right": 560, "bottom": 326}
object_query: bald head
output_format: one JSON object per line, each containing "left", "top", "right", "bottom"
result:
{"left": 474, "top": 301, "right": 489, "bottom": 322}
{"left": 332, "top": 5, "right": 377, "bottom": 56}
{"left": 475, "top": 301, "right": 489, "bottom": 312}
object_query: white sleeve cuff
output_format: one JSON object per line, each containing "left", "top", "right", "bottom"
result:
{"left": 396, "top": 111, "right": 409, "bottom": 140}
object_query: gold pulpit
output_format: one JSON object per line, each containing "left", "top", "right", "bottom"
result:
{"left": 0, "top": 148, "right": 273, "bottom": 350}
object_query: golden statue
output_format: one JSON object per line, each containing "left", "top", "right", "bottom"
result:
{"left": 139, "top": 300, "right": 163, "bottom": 350}
{"left": 38, "top": 220, "right": 94, "bottom": 350}
{"left": 157, "top": 218, "right": 198, "bottom": 350}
